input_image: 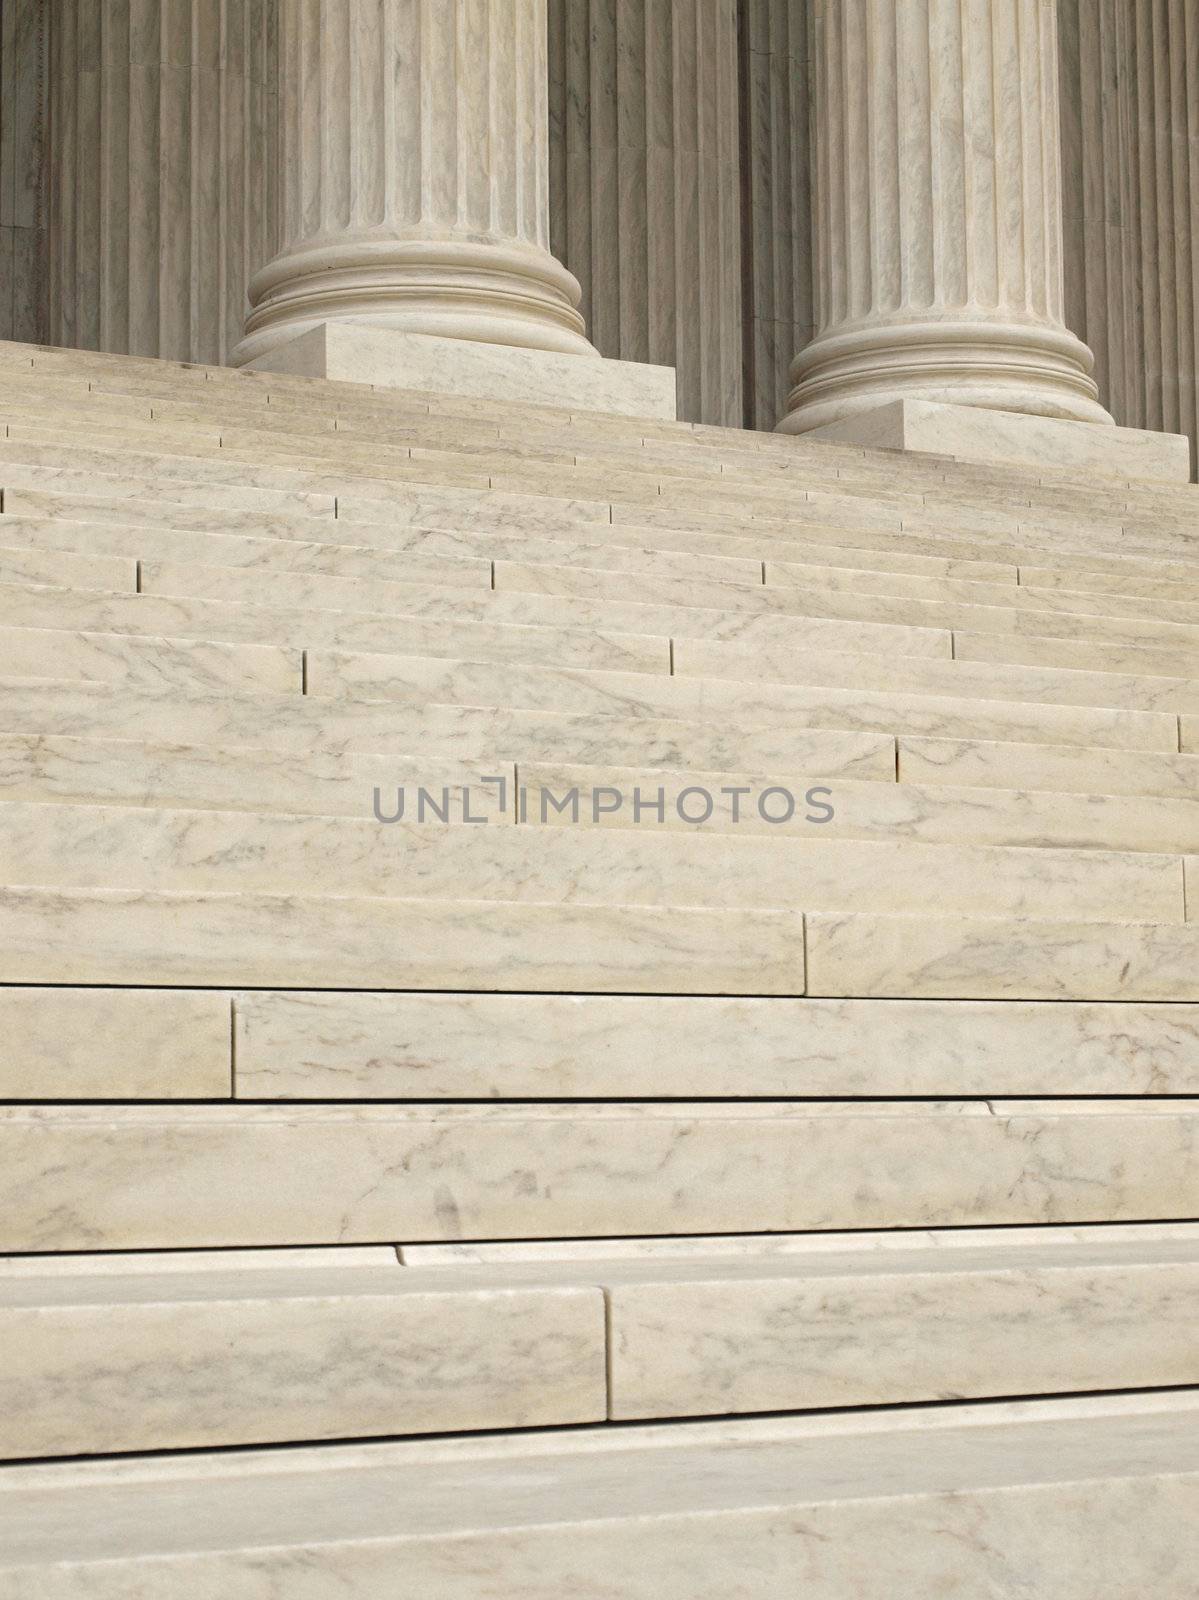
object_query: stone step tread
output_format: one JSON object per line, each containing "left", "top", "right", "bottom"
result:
{"left": 3, "top": 799, "right": 1180, "bottom": 924}
{"left": 8, "top": 474, "right": 1195, "bottom": 583}
{"left": 309, "top": 648, "right": 1180, "bottom": 751}
{"left": 8, "top": 988, "right": 1199, "bottom": 1103}
{"left": 1, "top": 1396, "right": 1195, "bottom": 1597}
{"left": 0, "top": 679, "right": 904, "bottom": 778}
{"left": 0, "top": 884, "right": 807, "bottom": 993}
{"left": 495, "top": 558, "right": 1199, "bottom": 650}
{"left": 806, "top": 911, "right": 1199, "bottom": 999}
{"left": 0, "top": 1256, "right": 606, "bottom": 1459}
{"left": 13, "top": 577, "right": 1199, "bottom": 711}
{"left": 0, "top": 578, "right": 675, "bottom": 678}
{"left": 3, "top": 1100, "right": 1198, "bottom": 1251}
{"left": 899, "top": 734, "right": 1199, "bottom": 798}
{"left": 2, "top": 1228, "right": 1195, "bottom": 1458}
{"left": 230, "top": 991, "right": 1199, "bottom": 1099}
{"left": 5, "top": 732, "right": 1197, "bottom": 853}
{"left": 0, "top": 624, "right": 300, "bottom": 694}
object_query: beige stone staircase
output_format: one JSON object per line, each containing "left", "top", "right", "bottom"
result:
{"left": 0, "top": 336, "right": 1197, "bottom": 1596}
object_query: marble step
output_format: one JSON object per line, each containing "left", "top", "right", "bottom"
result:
{"left": 0, "top": 491, "right": 1033, "bottom": 591}
{"left": 0, "top": 579, "right": 673, "bottom": 678}
{"left": 134, "top": 556, "right": 1199, "bottom": 683}
{"left": 232, "top": 991, "right": 1199, "bottom": 1099}
{"left": 1179, "top": 716, "right": 1199, "bottom": 754}
{"left": 672, "top": 634, "right": 1199, "bottom": 714}
{"left": 2, "top": 1394, "right": 1196, "bottom": 1598}
{"left": 410, "top": 1227, "right": 1199, "bottom": 1422}
{"left": 6, "top": 732, "right": 1194, "bottom": 854}
{"left": 309, "top": 648, "right": 1178, "bottom": 751}
{"left": 0, "top": 884, "right": 804, "bottom": 992}
{"left": 0, "top": 536, "right": 953, "bottom": 661}
{"left": 8, "top": 576, "right": 1199, "bottom": 715}
{"left": 0, "top": 1254, "right": 606, "bottom": 1460}
{"left": 0, "top": 987, "right": 231, "bottom": 1099}
{"left": 899, "top": 734, "right": 1199, "bottom": 799}
{"left": 520, "top": 761, "right": 1199, "bottom": 852}
{"left": 951, "top": 627, "right": 1199, "bottom": 682}
{"left": 7, "top": 473, "right": 1191, "bottom": 590}
{"left": 496, "top": 558, "right": 1199, "bottom": 651}
{"left": 806, "top": 911, "right": 1199, "bottom": 999}
{"left": 0, "top": 545, "right": 137, "bottom": 592}
{"left": 0, "top": 736, "right": 516, "bottom": 823}
{"left": 1, "top": 800, "right": 1181, "bottom": 924}
{"left": 3, "top": 1101, "right": 1198, "bottom": 1251}
{"left": 2, "top": 1229, "right": 1195, "bottom": 1460}
{"left": 0, "top": 625, "right": 299, "bottom": 695}
{"left": 0, "top": 680, "right": 900, "bottom": 778}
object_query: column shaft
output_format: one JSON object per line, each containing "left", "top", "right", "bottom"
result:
{"left": 781, "top": 0, "right": 1111, "bottom": 433}
{"left": 236, "top": 0, "right": 592, "bottom": 365}
{"left": 48, "top": 0, "right": 279, "bottom": 365}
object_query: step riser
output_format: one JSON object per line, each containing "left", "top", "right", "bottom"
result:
{"left": 0, "top": 802, "right": 1182, "bottom": 923}
{"left": 3, "top": 1104, "right": 1196, "bottom": 1250}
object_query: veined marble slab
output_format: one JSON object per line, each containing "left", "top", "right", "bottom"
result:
{"left": 309, "top": 648, "right": 1177, "bottom": 751}
{"left": 0, "top": 736, "right": 515, "bottom": 822}
{"left": 807, "top": 399, "right": 1193, "bottom": 483}
{"left": 0, "top": 988, "right": 230, "bottom": 1099}
{"left": 898, "top": 734, "right": 1199, "bottom": 800}
{"left": 2, "top": 1101, "right": 1197, "bottom": 1251}
{"left": 521, "top": 761, "right": 1199, "bottom": 852}
{"left": 674, "top": 635, "right": 1199, "bottom": 714}
{"left": 233, "top": 992, "right": 1199, "bottom": 1099}
{"left": 0, "top": 545, "right": 136, "bottom": 593}
{"left": 1, "top": 1397, "right": 1197, "bottom": 1597}
{"left": 0, "top": 627, "right": 299, "bottom": 694}
{"left": 0, "top": 800, "right": 1182, "bottom": 924}
{"left": 0, "top": 580, "right": 671, "bottom": 677}
{"left": 0, "top": 885, "right": 803, "bottom": 993}
{"left": 807, "top": 912, "right": 1199, "bottom": 999}
{"left": 242, "top": 323, "right": 678, "bottom": 419}
{"left": 0, "top": 1262, "right": 605, "bottom": 1458}
{"left": 0, "top": 679, "right": 898, "bottom": 778}
{"left": 952, "top": 628, "right": 1199, "bottom": 683}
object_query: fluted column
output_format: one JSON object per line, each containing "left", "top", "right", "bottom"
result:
{"left": 780, "top": 0, "right": 1112, "bottom": 435}
{"left": 48, "top": 0, "right": 279, "bottom": 365}
{"left": 546, "top": 0, "right": 741, "bottom": 424}
{"left": 1059, "top": 0, "right": 1198, "bottom": 474}
{"left": 236, "top": 0, "right": 593, "bottom": 367}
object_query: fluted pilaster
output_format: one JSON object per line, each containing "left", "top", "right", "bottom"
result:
{"left": 236, "top": 0, "right": 592, "bottom": 366}
{"left": 1, "top": 0, "right": 48, "bottom": 343}
{"left": 1060, "top": 0, "right": 1198, "bottom": 474}
{"left": 48, "top": 0, "right": 279, "bottom": 365}
{"left": 782, "top": 0, "right": 1111, "bottom": 434}
{"left": 547, "top": 0, "right": 741, "bottom": 425}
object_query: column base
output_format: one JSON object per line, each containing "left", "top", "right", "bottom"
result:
{"left": 801, "top": 400, "right": 1193, "bottom": 484}
{"left": 241, "top": 323, "right": 677, "bottom": 421}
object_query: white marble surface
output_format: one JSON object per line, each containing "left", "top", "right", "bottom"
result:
{"left": 0, "top": 1262, "right": 605, "bottom": 1457}
{"left": 233, "top": 992, "right": 1199, "bottom": 1099}
{"left": 0, "top": 798, "right": 1182, "bottom": 924}
{"left": 2, "top": 1101, "right": 1197, "bottom": 1251}
{"left": 0, "top": 988, "right": 229, "bottom": 1099}
{"left": 0, "top": 625, "right": 299, "bottom": 695}
{"left": 809, "top": 400, "right": 1193, "bottom": 483}
{"left": 1, "top": 1396, "right": 1196, "bottom": 1597}
{"left": 807, "top": 912, "right": 1199, "bottom": 1000}
{"left": 247, "top": 325, "right": 677, "bottom": 420}
{"left": 0, "top": 884, "right": 802, "bottom": 994}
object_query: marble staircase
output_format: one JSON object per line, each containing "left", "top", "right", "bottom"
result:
{"left": 0, "top": 337, "right": 1197, "bottom": 1596}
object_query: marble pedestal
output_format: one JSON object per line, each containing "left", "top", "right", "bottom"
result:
{"left": 806, "top": 401, "right": 1193, "bottom": 485}
{"left": 243, "top": 324, "right": 678, "bottom": 420}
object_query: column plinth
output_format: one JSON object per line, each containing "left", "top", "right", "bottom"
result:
{"left": 779, "top": 0, "right": 1113, "bottom": 435}
{"left": 235, "top": 0, "right": 596, "bottom": 368}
